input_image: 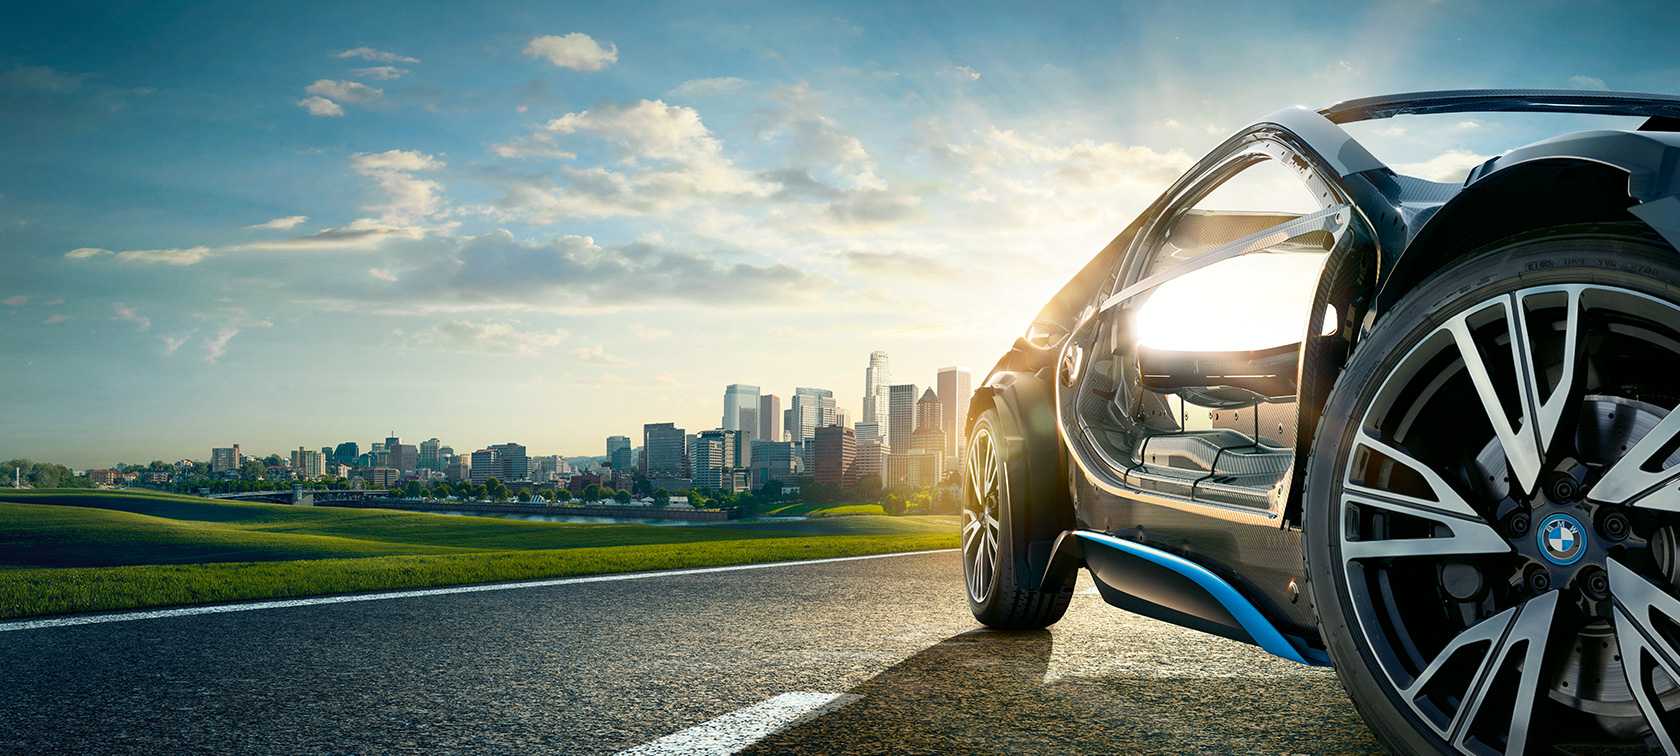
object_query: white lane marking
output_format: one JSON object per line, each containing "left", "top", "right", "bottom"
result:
{"left": 0, "top": 549, "right": 958, "bottom": 633}
{"left": 614, "top": 692, "right": 861, "bottom": 756}
{"left": 1079, "top": 586, "right": 1101, "bottom": 594}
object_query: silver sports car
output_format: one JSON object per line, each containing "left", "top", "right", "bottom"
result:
{"left": 964, "top": 89, "right": 1680, "bottom": 755}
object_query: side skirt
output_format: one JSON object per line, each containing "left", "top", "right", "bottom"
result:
{"left": 1074, "top": 531, "right": 1328, "bottom": 666}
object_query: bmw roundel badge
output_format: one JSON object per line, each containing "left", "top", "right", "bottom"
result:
{"left": 1537, "top": 513, "right": 1586, "bottom": 566}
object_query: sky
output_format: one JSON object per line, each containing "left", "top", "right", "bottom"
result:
{"left": 3, "top": 0, "right": 1678, "bottom": 468}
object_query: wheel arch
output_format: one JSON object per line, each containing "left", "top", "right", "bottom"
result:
{"left": 968, "top": 371, "right": 1076, "bottom": 591}
{"left": 1374, "top": 130, "right": 1680, "bottom": 317}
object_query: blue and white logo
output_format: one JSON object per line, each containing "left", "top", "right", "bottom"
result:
{"left": 1537, "top": 513, "right": 1586, "bottom": 566}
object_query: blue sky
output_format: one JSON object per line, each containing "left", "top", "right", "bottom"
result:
{"left": 3, "top": 0, "right": 1676, "bottom": 467}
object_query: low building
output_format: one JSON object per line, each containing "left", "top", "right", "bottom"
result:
{"left": 89, "top": 469, "right": 119, "bottom": 485}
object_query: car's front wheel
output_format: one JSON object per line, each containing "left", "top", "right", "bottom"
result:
{"left": 964, "top": 407, "right": 1074, "bottom": 629}
{"left": 1306, "top": 224, "right": 1680, "bottom": 755}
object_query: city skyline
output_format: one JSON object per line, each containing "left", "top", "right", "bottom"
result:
{"left": 7, "top": 1, "right": 1672, "bottom": 467}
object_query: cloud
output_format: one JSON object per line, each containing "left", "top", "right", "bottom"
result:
{"left": 336, "top": 47, "right": 419, "bottom": 64}
{"left": 238, "top": 220, "right": 431, "bottom": 251}
{"left": 297, "top": 96, "right": 344, "bottom": 117}
{"left": 41, "top": 299, "right": 63, "bottom": 306}
{"left": 1393, "top": 148, "right": 1496, "bottom": 183}
{"left": 305, "top": 79, "right": 382, "bottom": 103}
{"left": 629, "top": 324, "right": 672, "bottom": 339}
{"left": 839, "top": 249, "right": 971, "bottom": 281}
{"left": 368, "top": 267, "right": 398, "bottom": 281}
{"left": 64, "top": 247, "right": 112, "bottom": 259}
{"left": 352, "top": 66, "right": 408, "bottom": 80}
{"left": 3, "top": 295, "right": 28, "bottom": 306}
{"left": 571, "top": 344, "right": 635, "bottom": 366}
{"left": 350, "top": 150, "right": 447, "bottom": 226}
{"left": 402, "top": 320, "right": 569, "bottom": 355}
{"left": 43, "top": 313, "right": 68, "bottom": 324}
{"left": 667, "top": 77, "right": 746, "bottom": 98}
{"left": 246, "top": 215, "right": 307, "bottom": 230}
{"left": 523, "top": 33, "right": 618, "bottom": 71}
{"left": 2, "top": 66, "right": 85, "bottom": 93}
{"left": 160, "top": 332, "right": 193, "bottom": 355}
{"left": 348, "top": 230, "right": 827, "bottom": 311}
{"left": 948, "top": 66, "right": 980, "bottom": 81}
{"left": 202, "top": 326, "right": 237, "bottom": 364}
{"left": 1569, "top": 75, "right": 1607, "bottom": 90}
{"left": 115, "top": 246, "right": 212, "bottom": 265}
{"left": 111, "top": 303, "right": 151, "bottom": 331}
{"left": 486, "top": 100, "right": 770, "bottom": 220}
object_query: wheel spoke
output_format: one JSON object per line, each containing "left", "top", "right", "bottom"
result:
{"left": 1450, "top": 591, "right": 1559, "bottom": 755}
{"left": 1339, "top": 492, "right": 1509, "bottom": 562}
{"left": 1398, "top": 593, "right": 1559, "bottom": 752}
{"left": 1349, "top": 429, "right": 1485, "bottom": 520}
{"left": 1610, "top": 559, "right": 1680, "bottom": 755}
{"left": 1588, "top": 404, "right": 1680, "bottom": 511}
{"left": 1515, "top": 286, "right": 1584, "bottom": 466}
{"left": 1444, "top": 297, "right": 1544, "bottom": 496}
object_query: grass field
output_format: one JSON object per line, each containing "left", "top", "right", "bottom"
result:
{"left": 766, "top": 501, "right": 890, "bottom": 516}
{"left": 0, "top": 490, "right": 958, "bottom": 619}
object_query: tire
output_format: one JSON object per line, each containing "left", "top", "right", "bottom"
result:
{"left": 1304, "top": 223, "right": 1680, "bottom": 755}
{"left": 963, "top": 407, "right": 1074, "bottom": 629}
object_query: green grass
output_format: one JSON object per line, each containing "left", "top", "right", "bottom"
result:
{"left": 765, "top": 501, "right": 890, "bottom": 516}
{"left": 0, "top": 490, "right": 958, "bottom": 618}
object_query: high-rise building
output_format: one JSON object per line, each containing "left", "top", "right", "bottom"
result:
{"left": 692, "top": 434, "right": 726, "bottom": 490}
{"left": 888, "top": 383, "right": 919, "bottom": 454}
{"left": 389, "top": 443, "right": 418, "bottom": 475}
{"left": 749, "top": 440, "right": 795, "bottom": 489}
{"left": 211, "top": 445, "right": 242, "bottom": 473}
{"left": 737, "top": 407, "right": 758, "bottom": 452}
{"left": 470, "top": 449, "right": 498, "bottom": 485}
{"left": 489, "top": 442, "right": 528, "bottom": 481}
{"left": 759, "top": 394, "right": 781, "bottom": 444}
{"left": 643, "top": 423, "right": 687, "bottom": 479}
{"left": 446, "top": 456, "right": 471, "bottom": 482}
{"left": 609, "top": 436, "right": 635, "bottom": 474}
{"left": 790, "top": 387, "right": 836, "bottom": 444}
{"left": 852, "top": 438, "right": 885, "bottom": 488}
{"left": 419, "top": 438, "right": 442, "bottom": 471}
{"left": 722, "top": 384, "right": 760, "bottom": 432}
{"left": 813, "top": 425, "right": 856, "bottom": 487}
{"left": 291, "top": 447, "right": 326, "bottom": 479}
{"left": 855, "top": 421, "right": 884, "bottom": 448}
{"left": 912, "top": 389, "right": 947, "bottom": 466}
{"left": 863, "top": 351, "right": 890, "bottom": 425}
{"left": 937, "top": 366, "right": 973, "bottom": 463}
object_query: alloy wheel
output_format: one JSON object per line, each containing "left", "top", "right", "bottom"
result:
{"left": 964, "top": 426, "right": 1002, "bottom": 604}
{"left": 1338, "top": 282, "right": 1680, "bottom": 753}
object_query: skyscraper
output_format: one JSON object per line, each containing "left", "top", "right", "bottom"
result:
{"left": 470, "top": 448, "right": 499, "bottom": 485}
{"left": 790, "top": 387, "right": 835, "bottom": 444}
{"left": 812, "top": 425, "right": 856, "bottom": 487}
{"left": 912, "top": 388, "right": 947, "bottom": 455}
{"left": 607, "top": 435, "right": 633, "bottom": 473}
{"left": 937, "top": 366, "right": 973, "bottom": 463}
{"left": 863, "top": 351, "right": 890, "bottom": 425}
{"left": 759, "top": 394, "right": 781, "bottom": 444}
{"left": 888, "top": 383, "right": 919, "bottom": 454}
{"left": 488, "top": 442, "right": 527, "bottom": 481}
{"left": 419, "top": 438, "right": 442, "bottom": 471}
{"left": 722, "top": 384, "right": 760, "bottom": 431}
{"left": 333, "top": 442, "right": 359, "bottom": 467}
{"left": 643, "top": 423, "right": 687, "bottom": 479}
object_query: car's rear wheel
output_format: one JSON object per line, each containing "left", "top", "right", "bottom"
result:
{"left": 964, "top": 407, "right": 1073, "bottom": 629}
{"left": 1305, "top": 224, "right": 1680, "bottom": 755}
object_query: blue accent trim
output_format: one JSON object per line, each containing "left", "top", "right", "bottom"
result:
{"left": 1537, "top": 513, "right": 1586, "bottom": 566}
{"left": 1075, "top": 531, "right": 1319, "bottom": 666}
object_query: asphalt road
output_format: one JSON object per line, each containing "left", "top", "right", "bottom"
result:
{"left": 0, "top": 550, "right": 1384, "bottom": 755}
